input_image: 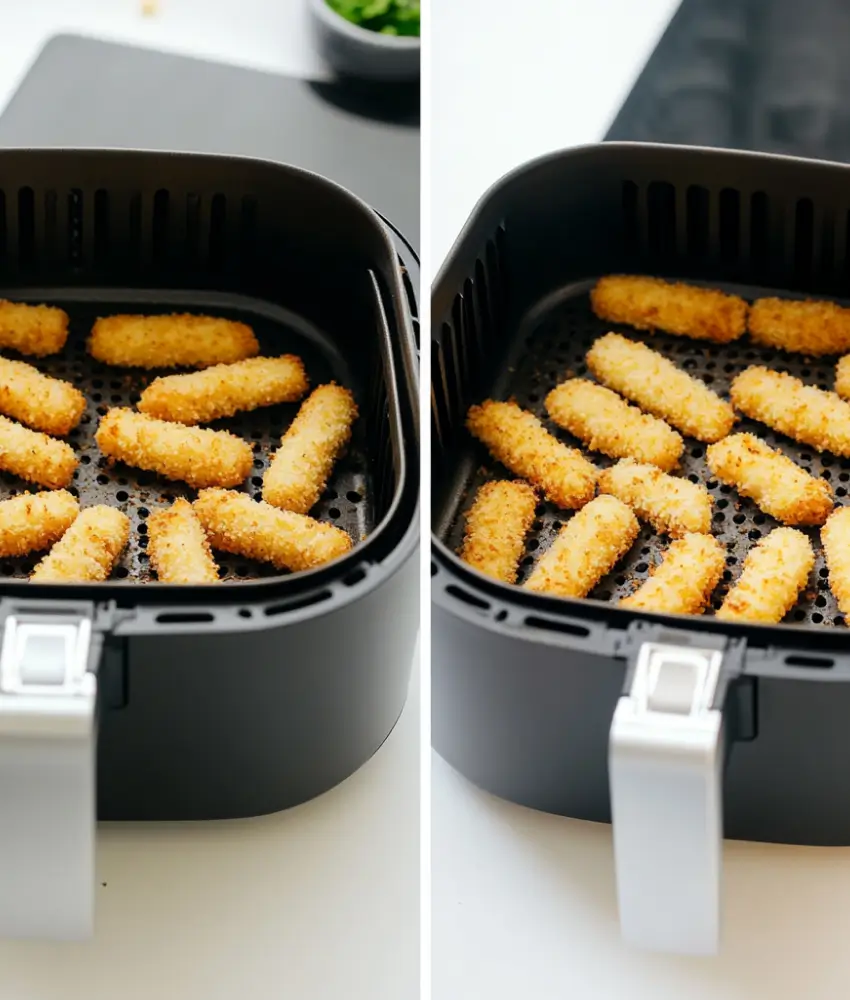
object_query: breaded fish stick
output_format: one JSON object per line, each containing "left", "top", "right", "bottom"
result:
{"left": 193, "top": 488, "right": 351, "bottom": 572}
{"left": 138, "top": 355, "right": 309, "bottom": 425}
{"left": 823, "top": 507, "right": 850, "bottom": 616}
{"left": 545, "top": 379, "right": 683, "bottom": 471}
{"left": 591, "top": 275, "right": 747, "bottom": 344}
{"left": 749, "top": 297, "right": 850, "bottom": 356}
{"left": 0, "top": 300, "right": 68, "bottom": 356}
{"left": 717, "top": 528, "right": 813, "bottom": 623}
{"left": 707, "top": 433, "right": 834, "bottom": 526}
{"left": 263, "top": 384, "right": 357, "bottom": 514}
{"left": 0, "top": 357, "right": 86, "bottom": 435}
{"left": 620, "top": 534, "right": 725, "bottom": 615}
{"left": 598, "top": 459, "right": 712, "bottom": 537}
{"left": 95, "top": 409, "right": 252, "bottom": 489}
{"left": 31, "top": 506, "right": 130, "bottom": 583}
{"left": 586, "top": 333, "right": 735, "bottom": 442}
{"left": 833, "top": 355, "right": 850, "bottom": 400}
{"left": 459, "top": 480, "right": 537, "bottom": 584}
{"left": 88, "top": 313, "right": 259, "bottom": 369}
{"left": 148, "top": 498, "right": 220, "bottom": 584}
{"left": 466, "top": 400, "right": 597, "bottom": 510}
{"left": 0, "top": 416, "right": 77, "bottom": 488}
{"left": 0, "top": 490, "right": 79, "bottom": 557}
{"left": 730, "top": 366, "right": 850, "bottom": 456}
{"left": 525, "top": 495, "right": 638, "bottom": 598}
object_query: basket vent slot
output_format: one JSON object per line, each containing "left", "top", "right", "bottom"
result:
{"left": 446, "top": 584, "right": 490, "bottom": 611}
{"left": 152, "top": 189, "right": 169, "bottom": 262}
{"left": 686, "top": 185, "right": 710, "bottom": 258}
{"left": 185, "top": 193, "right": 201, "bottom": 261}
{"left": 719, "top": 187, "right": 740, "bottom": 261}
{"left": 93, "top": 189, "right": 109, "bottom": 263}
{"left": 129, "top": 193, "right": 142, "bottom": 262}
{"left": 209, "top": 192, "right": 227, "bottom": 269}
{"left": 794, "top": 197, "right": 814, "bottom": 279}
{"left": 622, "top": 180, "right": 639, "bottom": 254}
{"left": 523, "top": 616, "right": 590, "bottom": 639}
{"left": 647, "top": 181, "right": 676, "bottom": 260}
{"left": 785, "top": 654, "right": 833, "bottom": 669}
{"left": 750, "top": 190, "right": 769, "bottom": 268}
{"left": 156, "top": 611, "right": 215, "bottom": 625}
{"left": 17, "top": 187, "right": 35, "bottom": 267}
{"left": 239, "top": 195, "right": 258, "bottom": 264}
{"left": 68, "top": 189, "right": 83, "bottom": 266}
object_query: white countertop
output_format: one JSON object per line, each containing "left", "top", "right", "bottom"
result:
{"left": 431, "top": 1, "right": 850, "bottom": 998}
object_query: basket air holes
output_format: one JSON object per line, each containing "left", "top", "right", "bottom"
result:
{"left": 794, "top": 198, "right": 815, "bottom": 279}
{"left": 17, "top": 187, "right": 34, "bottom": 267}
{"left": 152, "top": 189, "right": 169, "bottom": 262}
{"left": 94, "top": 189, "right": 109, "bottom": 263}
{"left": 238, "top": 609, "right": 252, "bottom": 619}
{"left": 647, "top": 181, "right": 676, "bottom": 260}
{"left": 68, "top": 188, "right": 83, "bottom": 266}
{"left": 719, "top": 188, "right": 740, "bottom": 262}
{"left": 686, "top": 185, "right": 710, "bottom": 258}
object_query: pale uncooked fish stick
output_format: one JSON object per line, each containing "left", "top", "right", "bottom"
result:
{"left": 620, "top": 534, "right": 725, "bottom": 615}
{"left": 0, "top": 357, "right": 86, "bottom": 435}
{"left": 717, "top": 528, "right": 814, "bottom": 623}
{"left": 821, "top": 507, "right": 850, "bottom": 616}
{"left": 0, "top": 300, "right": 68, "bottom": 356}
{"left": 0, "top": 415, "right": 77, "bottom": 489}
{"left": 147, "top": 498, "right": 220, "bottom": 584}
{"left": 749, "top": 297, "right": 850, "bottom": 356}
{"left": 459, "top": 480, "right": 537, "bottom": 584}
{"left": 598, "top": 459, "right": 712, "bottom": 537}
{"left": 0, "top": 490, "right": 79, "bottom": 558}
{"left": 31, "top": 506, "right": 130, "bottom": 582}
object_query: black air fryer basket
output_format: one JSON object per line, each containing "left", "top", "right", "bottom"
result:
{"left": 432, "top": 142, "right": 850, "bottom": 955}
{"left": 0, "top": 149, "right": 418, "bottom": 940}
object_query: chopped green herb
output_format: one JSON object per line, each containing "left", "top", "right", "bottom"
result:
{"left": 326, "top": 0, "right": 420, "bottom": 38}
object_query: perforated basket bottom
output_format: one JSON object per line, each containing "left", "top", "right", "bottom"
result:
{"left": 0, "top": 292, "right": 373, "bottom": 584}
{"left": 444, "top": 282, "right": 850, "bottom": 627}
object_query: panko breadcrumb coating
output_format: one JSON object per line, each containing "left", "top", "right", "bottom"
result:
{"left": 833, "top": 355, "right": 850, "bottom": 401}
{"left": 619, "top": 533, "right": 725, "bottom": 615}
{"left": 0, "top": 301, "right": 68, "bottom": 356}
{"left": 0, "top": 357, "right": 86, "bottom": 435}
{"left": 586, "top": 333, "right": 735, "bottom": 442}
{"left": 730, "top": 366, "right": 850, "bottom": 456}
{"left": 749, "top": 297, "right": 850, "bottom": 356}
{"left": 0, "top": 415, "right": 77, "bottom": 489}
{"left": 459, "top": 480, "right": 537, "bottom": 584}
{"left": 138, "top": 355, "right": 309, "bottom": 425}
{"left": 263, "top": 384, "right": 357, "bottom": 515}
{"left": 717, "top": 528, "right": 814, "bottom": 623}
{"left": 88, "top": 313, "right": 259, "bottom": 369}
{"left": 0, "top": 490, "right": 79, "bottom": 558}
{"left": 821, "top": 507, "right": 850, "bottom": 616}
{"left": 706, "top": 433, "right": 834, "bottom": 526}
{"left": 30, "top": 506, "right": 130, "bottom": 582}
{"left": 545, "top": 379, "right": 683, "bottom": 471}
{"left": 598, "top": 459, "right": 712, "bottom": 537}
{"left": 466, "top": 400, "right": 597, "bottom": 510}
{"left": 525, "top": 494, "right": 638, "bottom": 598}
{"left": 147, "top": 498, "right": 220, "bottom": 584}
{"left": 194, "top": 489, "right": 351, "bottom": 573}
{"left": 96, "top": 408, "right": 253, "bottom": 489}
{"left": 591, "top": 275, "right": 747, "bottom": 344}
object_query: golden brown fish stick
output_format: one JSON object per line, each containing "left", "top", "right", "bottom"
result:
{"left": 545, "top": 379, "right": 683, "bottom": 471}
{"left": 0, "top": 357, "right": 86, "bottom": 435}
{"left": 31, "top": 506, "right": 130, "bottom": 582}
{"left": 598, "top": 459, "right": 712, "bottom": 537}
{"left": 525, "top": 495, "right": 638, "bottom": 598}
{"left": 821, "top": 507, "right": 850, "bottom": 616}
{"left": 0, "top": 416, "right": 77, "bottom": 489}
{"left": 263, "top": 384, "right": 357, "bottom": 515}
{"left": 0, "top": 490, "right": 79, "bottom": 557}
{"left": 147, "top": 498, "right": 220, "bottom": 584}
{"left": 591, "top": 275, "right": 747, "bottom": 343}
{"left": 459, "top": 480, "right": 537, "bottom": 584}
{"left": 586, "top": 333, "right": 735, "bottom": 442}
{"left": 730, "top": 367, "right": 850, "bottom": 456}
{"left": 620, "top": 534, "right": 725, "bottom": 615}
{"left": 466, "top": 400, "right": 597, "bottom": 510}
{"left": 193, "top": 489, "right": 351, "bottom": 572}
{"left": 833, "top": 355, "right": 850, "bottom": 400}
{"left": 0, "top": 301, "right": 68, "bottom": 356}
{"left": 749, "top": 297, "right": 850, "bottom": 356}
{"left": 88, "top": 313, "right": 259, "bottom": 369}
{"left": 717, "top": 528, "right": 813, "bottom": 624}
{"left": 706, "top": 433, "right": 834, "bottom": 526}
{"left": 138, "top": 355, "right": 309, "bottom": 425}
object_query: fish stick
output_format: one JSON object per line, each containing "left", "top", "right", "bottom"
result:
{"left": 823, "top": 507, "right": 850, "bottom": 616}
{"left": 30, "top": 506, "right": 130, "bottom": 583}
{"left": 0, "top": 490, "right": 79, "bottom": 557}
{"left": 138, "top": 355, "right": 309, "bottom": 425}
{"left": 586, "top": 333, "right": 735, "bottom": 442}
{"left": 193, "top": 488, "right": 351, "bottom": 572}
{"left": 525, "top": 495, "right": 639, "bottom": 598}
{"left": 717, "top": 528, "right": 813, "bottom": 623}
{"left": 0, "top": 357, "right": 86, "bottom": 435}
{"left": 591, "top": 275, "right": 747, "bottom": 344}
{"left": 598, "top": 459, "right": 712, "bottom": 537}
{"left": 262, "top": 384, "right": 357, "bottom": 514}
{"left": 88, "top": 313, "right": 259, "bottom": 369}
{"left": 0, "top": 300, "right": 68, "bottom": 356}
{"left": 0, "top": 415, "right": 77, "bottom": 488}
{"left": 730, "top": 366, "right": 850, "bottom": 456}
{"left": 620, "top": 534, "right": 725, "bottom": 615}
{"left": 466, "top": 400, "right": 597, "bottom": 510}
{"left": 833, "top": 355, "right": 850, "bottom": 400}
{"left": 459, "top": 480, "right": 537, "bottom": 584}
{"left": 749, "top": 297, "right": 850, "bottom": 356}
{"left": 545, "top": 379, "right": 683, "bottom": 471}
{"left": 147, "top": 498, "right": 220, "bottom": 584}
{"left": 95, "top": 408, "right": 252, "bottom": 489}
{"left": 706, "top": 433, "right": 834, "bottom": 526}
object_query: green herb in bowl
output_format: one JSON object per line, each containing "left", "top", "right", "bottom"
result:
{"left": 326, "top": 0, "right": 420, "bottom": 37}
